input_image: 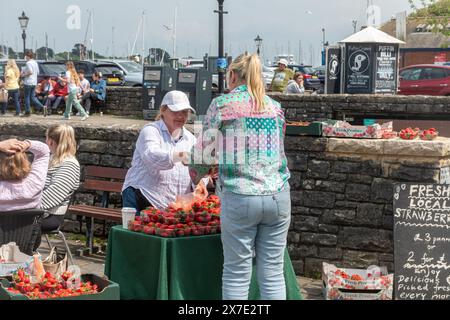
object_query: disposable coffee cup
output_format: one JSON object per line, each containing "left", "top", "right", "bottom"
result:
{"left": 122, "top": 207, "right": 137, "bottom": 229}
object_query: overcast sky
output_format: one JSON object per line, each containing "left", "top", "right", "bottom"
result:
{"left": 0, "top": 0, "right": 416, "bottom": 65}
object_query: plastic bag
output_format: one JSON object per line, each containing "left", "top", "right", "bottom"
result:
{"left": 170, "top": 177, "right": 210, "bottom": 211}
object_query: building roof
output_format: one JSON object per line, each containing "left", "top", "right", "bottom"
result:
{"left": 340, "top": 26, "right": 406, "bottom": 44}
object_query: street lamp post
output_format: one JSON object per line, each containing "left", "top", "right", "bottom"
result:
{"left": 214, "top": 0, "right": 228, "bottom": 94}
{"left": 254, "top": 35, "right": 263, "bottom": 56}
{"left": 18, "top": 11, "right": 30, "bottom": 57}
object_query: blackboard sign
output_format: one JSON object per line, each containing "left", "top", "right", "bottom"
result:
{"left": 325, "top": 47, "right": 342, "bottom": 94}
{"left": 393, "top": 183, "right": 450, "bottom": 300}
{"left": 375, "top": 45, "right": 397, "bottom": 94}
{"left": 344, "top": 44, "right": 373, "bottom": 94}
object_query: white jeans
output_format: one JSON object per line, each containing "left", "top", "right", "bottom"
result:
{"left": 218, "top": 185, "right": 291, "bottom": 300}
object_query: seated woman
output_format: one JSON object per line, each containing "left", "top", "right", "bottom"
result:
{"left": 122, "top": 91, "right": 196, "bottom": 212}
{"left": 0, "top": 139, "right": 50, "bottom": 212}
{"left": 39, "top": 124, "right": 80, "bottom": 231}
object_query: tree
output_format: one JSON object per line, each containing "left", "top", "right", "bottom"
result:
{"left": 36, "top": 46, "right": 55, "bottom": 60}
{"left": 148, "top": 48, "right": 171, "bottom": 65}
{"left": 408, "top": 0, "right": 450, "bottom": 38}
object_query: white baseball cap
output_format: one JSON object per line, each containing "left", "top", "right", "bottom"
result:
{"left": 161, "top": 91, "right": 196, "bottom": 113}
{"left": 278, "top": 59, "right": 289, "bottom": 67}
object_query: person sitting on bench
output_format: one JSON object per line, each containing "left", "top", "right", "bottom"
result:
{"left": 34, "top": 124, "right": 80, "bottom": 250}
{"left": 81, "top": 71, "right": 106, "bottom": 115}
{"left": 44, "top": 78, "right": 68, "bottom": 114}
{"left": 35, "top": 76, "right": 56, "bottom": 106}
{"left": 0, "top": 139, "right": 50, "bottom": 212}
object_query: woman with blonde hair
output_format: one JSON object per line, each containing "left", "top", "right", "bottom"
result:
{"left": 1, "top": 59, "right": 22, "bottom": 116}
{"left": 189, "top": 53, "right": 291, "bottom": 300}
{"left": 38, "top": 124, "right": 80, "bottom": 233}
{"left": 62, "top": 61, "right": 89, "bottom": 121}
{"left": 0, "top": 138, "right": 50, "bottom": 211}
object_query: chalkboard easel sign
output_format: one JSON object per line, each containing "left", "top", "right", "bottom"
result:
{"left": 394, "top": 183, "right": 450, "bottom": 300}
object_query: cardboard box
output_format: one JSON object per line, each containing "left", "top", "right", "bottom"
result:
{"left": 0, "top": 243, "right": 34, "bottom": 277}
{"left": 322, "top": 262, "right": 393, "bottom": 300}
{"left": 0, "top": 274, "right": 120, "bottom": 300}
{"left": 322, "top": 121, "right": 393, "bottom": 139}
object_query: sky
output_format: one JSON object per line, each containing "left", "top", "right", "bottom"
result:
{"left": 0, "top": 0, "right": 417, "bottom": 66}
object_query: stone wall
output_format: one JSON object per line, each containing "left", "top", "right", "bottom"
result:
{"left": 1, "top": 118, "right": 450, "bottom": 277}
{"left": 104, "top": 88, "right": 450, "bottom": 124}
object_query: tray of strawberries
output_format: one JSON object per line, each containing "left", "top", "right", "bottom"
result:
{"left": 128, "top": 195, "right": 222, "bottom": 238}
{"left": 399, "top": 127, "right": 439, "bottom": 141}
{"left": 0, "top": 269, "right": 120, "bottom": 300}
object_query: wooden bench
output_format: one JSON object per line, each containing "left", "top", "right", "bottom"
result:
{"left": 68, "top": 166, "right": 127, "bottom": 252}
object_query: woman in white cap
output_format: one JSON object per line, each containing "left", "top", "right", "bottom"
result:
{"left": 122, "top": 91, "right": 196, "bottom": 212}
{"left": 269, "top": 58, "right": 294, "bottom": 93}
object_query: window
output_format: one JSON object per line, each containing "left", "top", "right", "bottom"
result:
{"left": 420, "top": 68, "right": 446, "bottom": 80}
{"left": 400, "top": 68, "right": 422, "bottom": 81}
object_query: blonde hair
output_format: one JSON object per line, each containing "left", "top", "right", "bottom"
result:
{"left": 46, "top": 124, "right": 77, "bottom": 167}
{"left": 6, "top": 59, "right": 20, "bottom": 79}
{"left": 228, "top": 53, "right": 266, "bottom": 112}
{"left": 155, "top": 105, "right": 169, "bottom": 121}
{"left": 0, "top": 152, "right": 31, "bottom": 181}
{"left": 65, "top": 61, "right": 81, "bottom": 87}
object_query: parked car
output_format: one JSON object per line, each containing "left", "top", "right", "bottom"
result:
{"left": 399, "top": 64, "right": 450, "bottom": 96}
{"left": 69, "top": 60, "right": 125, "bottom": 86}
{"left": 262, "top": 65, "right": 275, "bottom": 89}
{"left": 0, "top": 59, "right": 66, "bottom": 83}
{"left": 313, "top": 66, "right": 326, "bottom": 86}
{"left": 96, "top": 59, "right": 143, "bottom": 87}
{"left": 287, "top": 65, "right": 322, "bottom": 91}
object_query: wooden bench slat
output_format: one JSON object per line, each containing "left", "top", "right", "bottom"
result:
{"left": 85, "top": 166, "right": 128, "bottom": 180}
{"left": 69, "top": 205, "right": 122, "bottom": 222}
{"left": 83, "top": 179, "right": 123, "bottom": 193}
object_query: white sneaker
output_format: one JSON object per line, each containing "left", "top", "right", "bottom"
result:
{"left": 62, "top": 115, "right": 71, "bottom": 120}
{"left": 76, "top": 112, "right": 81, "bottom": 116}
{"left": 81, "top": 115, "right": 89, "bottom": 121}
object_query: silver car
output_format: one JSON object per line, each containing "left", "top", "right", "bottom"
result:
{"left": 96, "top": 59, "right": 143, "bottom": 87}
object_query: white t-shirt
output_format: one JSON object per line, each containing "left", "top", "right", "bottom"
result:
{"left": 23, "top": 60, "right": 39, "bottom": 86}
{"left": 80, "top": 78, "right": 90, "bottom": 93}
{"left": 65, "top": 71, "right": 78, "bottom": 91}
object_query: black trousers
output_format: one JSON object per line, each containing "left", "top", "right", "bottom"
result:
{"left": 33, "top": 215, "right": 66, "bottom": 251}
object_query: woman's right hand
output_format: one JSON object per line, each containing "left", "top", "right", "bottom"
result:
{"left": 0, "top": 139, "right": 27, "bottom": 155}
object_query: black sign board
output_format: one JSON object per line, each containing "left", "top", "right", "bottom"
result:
{"left": 344, "top": 44, "right": 373, "bottom": 94}
{"left": 325, "top": 47, "right": 342, "bottom": 94}
{"left": 393, "top": 183, "right": 450, "bottom": 300}
{"left": 375, "top": 45, "right": 397, "bottom": 94}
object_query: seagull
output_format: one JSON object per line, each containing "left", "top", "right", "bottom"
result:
{"left": 306, "top": 10, "right": 313, "bottom": 15}
{"left": 163, "top": 24, "right": 173, "bottom": 31}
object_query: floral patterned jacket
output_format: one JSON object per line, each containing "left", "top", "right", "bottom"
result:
{"left": 189, "top": 85, "right": 290, "bottom": 195}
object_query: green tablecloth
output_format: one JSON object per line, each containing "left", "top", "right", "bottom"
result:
{"left": 105, "top": 226, "right": 302, "bottom": 300}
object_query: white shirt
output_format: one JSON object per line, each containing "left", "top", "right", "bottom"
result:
{"left": 80, "top": 78, "right": 90, "bottom": 94}
{"left": 23, "top": 60, "right": 39, "bottom": 86}
{"left": 65, "top": 71, "right": 78, "bottom": 91}
{"left": 122, "top": 120, "right": 196, "bottom": 211}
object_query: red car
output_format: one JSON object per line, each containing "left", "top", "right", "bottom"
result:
{"left": 398, "top": 64, "right": 450, "bottom": 96}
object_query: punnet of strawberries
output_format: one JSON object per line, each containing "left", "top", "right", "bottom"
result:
{"left": 420, "top": 128, "right": 438, "bottom": 140}
{"left": 129, "top": 195, "right": 221, "bottom": 238}
{"left": 6, "top": 269, "right": 99, "bottom": 299}
{"left": 399, "top": 127, "right": 420, "bottom": 140}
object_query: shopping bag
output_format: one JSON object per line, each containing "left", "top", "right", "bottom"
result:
{"left": 0, "top": 89, "right": 8, "bottom": 103}
{"left": 42, "top": 247, "right": 68, "bottom": 279}
{"left": 0, "top": 242, "right": 34, "bottom": 276}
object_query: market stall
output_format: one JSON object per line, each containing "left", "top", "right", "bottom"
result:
{"left": 105, "top": 227, "right": 301, "bottom": 300}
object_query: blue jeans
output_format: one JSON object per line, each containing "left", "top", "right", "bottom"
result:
{"left": 122, "top": 187, "right": 152, "bottom": 215}
{"left": 1, "top": 89, "right": 21, "bottom": 114}
{"left": 64, "top": 88, "right": 87, "bottom": 118}
{"left": 24, "top": 85, "right": 43, "bottom": 113}
{"left": 217, "top": 185, "right": 291, "bottom": 300}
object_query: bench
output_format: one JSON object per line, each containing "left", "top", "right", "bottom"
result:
{"left": 68, "top": 166, "right": 127, "bottom": 253}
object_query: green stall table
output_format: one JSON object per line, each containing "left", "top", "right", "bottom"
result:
{"left": 105, "top": 226, "right": 302, "bottom": 300}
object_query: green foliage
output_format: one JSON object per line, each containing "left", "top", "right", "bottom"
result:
{"left": 408, "top": 0, "right": 450, "bottom": 37}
